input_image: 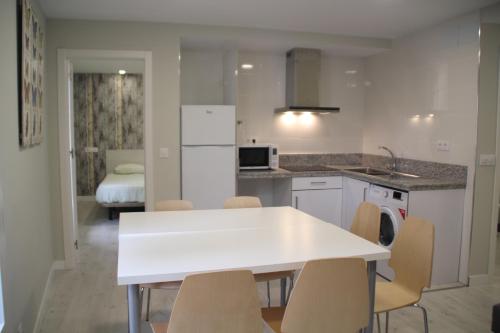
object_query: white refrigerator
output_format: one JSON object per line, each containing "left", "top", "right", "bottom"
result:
{"left": 181, "top": 105, "right": 236, "bottom": 209}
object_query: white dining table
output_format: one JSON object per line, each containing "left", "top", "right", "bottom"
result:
{"left": 117, "top": 206, "right": 390, "bottom": 333}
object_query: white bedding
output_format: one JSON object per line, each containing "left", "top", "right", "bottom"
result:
{"left": 96, "top": 173, "right": 145, "bottom": 204}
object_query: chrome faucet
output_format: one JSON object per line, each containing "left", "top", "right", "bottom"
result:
{"left": 378, "top": 146, "right": 397, "bottom": 172}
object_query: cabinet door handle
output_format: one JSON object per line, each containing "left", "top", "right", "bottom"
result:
{"left": 363, "top": 187, "right": 367, "bottom": 201}
{"left": 295, "top": 196, "right": 299, "bottom": 209}
{"left": 310, "top": 181, "right": 327, "bottom": 185}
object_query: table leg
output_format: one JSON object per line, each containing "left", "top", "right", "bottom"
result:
{"left": 127, "top": 284, "right": 141, "bottom": 333}
{"left": 365, "top": 261, "right": 377, "bottom": 333}
{"left": 280, "top": 277, "right": 287, "bottom": 306}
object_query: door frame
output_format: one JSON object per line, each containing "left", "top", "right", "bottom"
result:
{"left": 487, "top": 53, "right": 500, "bottom": 280}
{"left": 57, "top": 49, "right": 154, "bottom": 269}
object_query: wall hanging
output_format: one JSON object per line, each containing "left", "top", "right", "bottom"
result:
{"left": 17, "top": 0, "right": 44, "bottom": 147}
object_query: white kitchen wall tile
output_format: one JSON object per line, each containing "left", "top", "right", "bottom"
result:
{"left": 237, "top": 51, "right": 365, "bottom": 153}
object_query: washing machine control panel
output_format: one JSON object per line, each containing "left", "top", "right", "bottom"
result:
{"left": 366, "top": 185, "right": 408, "bottom": 206}
{"left": 392, "top": 191, "right": 402, "bottom": 200}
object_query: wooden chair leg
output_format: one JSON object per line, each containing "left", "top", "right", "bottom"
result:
{"left": 376, "top": 313, "right": 381, "bottom": 333}
{"left": 413, "top": 304, "right": 429, "bottom": 333}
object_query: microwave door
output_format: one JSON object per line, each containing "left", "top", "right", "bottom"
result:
{"left": 239, "top": 147, "right": 270, "bottom": 170}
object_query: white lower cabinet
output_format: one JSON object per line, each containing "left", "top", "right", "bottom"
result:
{"left": 291, "top": 177, "right": 342, "bottom": 227}
{"left": 408, "top": 189, "right": 465, "bottom": 286}
{"left": 341, "top": 177, "right": 369, "bottom": 230}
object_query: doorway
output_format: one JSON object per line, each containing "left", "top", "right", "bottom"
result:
{"left": 57, "top": 50, "right": 153, "bottom": 269}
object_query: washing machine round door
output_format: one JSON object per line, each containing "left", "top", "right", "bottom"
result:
{"left": 379, "top": 206, "right": 399, "bottom": 249}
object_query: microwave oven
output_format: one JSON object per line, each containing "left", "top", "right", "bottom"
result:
{"left": 238, "top": 144, "right": 279, "bottom": 170}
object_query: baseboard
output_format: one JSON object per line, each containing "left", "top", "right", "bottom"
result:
{"left": 32, "top": 260, "right": 66, "bottom": 333}
{"left": 468, "top": 274, "right": 490, "bottom": 286}
{"left": 51, "top": 260, "right": 66, "bottom": 271}
{"left": 77, "top": 195, "right": 96, "bottom": 202}
{"left": 423, "top": 282, "right": 466, "bottom": 292}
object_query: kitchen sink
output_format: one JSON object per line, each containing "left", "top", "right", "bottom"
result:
{"left": 345, "top": 167, "right": 392, "bottom": 176}
{"left": 345, "top": 167, "right": 421, "bottom": 179}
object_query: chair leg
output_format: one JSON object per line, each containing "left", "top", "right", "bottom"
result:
{"left": 139, "top": 287, "right": 144, "bottom": 320}
{"left": 145, "top": 288, "right": 152, "bottom": 322}
{"left": 376, "top": 313, "right": 381, "bottom": 333}
{"left": 266, "top": 281, "right": 271, "bottom": 308}
{"left": 385, "top": 312, "right": 389, "bottom": 333}
{"left": 286, "top": 273, "right": 294, "bottom": 304}
{"left": 413, "top": 304, "right": 429, "bottom": 333}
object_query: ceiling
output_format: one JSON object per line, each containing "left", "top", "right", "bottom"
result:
{"left": 181, "top": 36, "right": 387, "bottom": 57}
{"left": 40, "top": 0, "right": 497, "bottom": 39}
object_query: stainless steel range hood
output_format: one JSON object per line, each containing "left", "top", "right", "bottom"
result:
{"left": 275, "top": 48, "right": 340, "bottom": 114}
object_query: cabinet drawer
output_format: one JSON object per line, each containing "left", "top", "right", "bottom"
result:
{"left": 292, "top": 177, "right": 342, "bottom": 190}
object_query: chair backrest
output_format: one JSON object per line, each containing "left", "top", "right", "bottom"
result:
{"left": 167, "top": 270, "right": 262, "bottom": 333}
{"left": 389, "top": 215, "right": 435, "bottom": 292}
{"left": 350, "top": 202, "right": 381, "bottom": 244}
{"left": 155, "top": 200, "right": 193, "bottom": 211}
{"left": 281, "top": 258, "right": 369, "bottom": 333}
{"left": 223, "top": 196, "right": 262, "bottom": 209}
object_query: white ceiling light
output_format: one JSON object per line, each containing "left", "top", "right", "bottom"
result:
{"left": 118, "top": 69, "right": 127, "bottom": 75}
{"left": 241, "top": 64, "right": 253, "bottom": 70}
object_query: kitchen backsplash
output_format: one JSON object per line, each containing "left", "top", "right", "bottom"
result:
{"left": 279, "top": 153, "right": 363, "bottom": 166}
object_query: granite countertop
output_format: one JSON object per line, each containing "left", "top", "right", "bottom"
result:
{"left": 238, "top": 165, "right": 466, "bottom": 191}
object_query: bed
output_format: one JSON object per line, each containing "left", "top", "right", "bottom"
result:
{"left": 96, "top": 149, "right": 145, "bottom": 218}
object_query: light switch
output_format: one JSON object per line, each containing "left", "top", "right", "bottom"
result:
{"left": 479, "top": 154, "right": 496, "bottom": 166}
{"left": 85, "top": 146, "right": 98, "bottom": 153}
{"left": 160, "top": 148, "right": 169, "bottom": 158}
{"left": 436, "top": 140, "right": 450, "bottom": 151}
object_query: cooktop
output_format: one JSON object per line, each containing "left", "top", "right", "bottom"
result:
{"left": 281, "top": 165, "right": 337, "bottom": 172}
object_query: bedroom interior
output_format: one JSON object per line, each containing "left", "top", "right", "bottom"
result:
{"left": 72, "top": 59, "right": 146, "bottom": 222}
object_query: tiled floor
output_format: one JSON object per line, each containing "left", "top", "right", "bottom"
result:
{"left": 37, "top": 200, "right": 499, "bottom": 332}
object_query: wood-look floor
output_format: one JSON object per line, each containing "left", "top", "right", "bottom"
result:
{"left": 37, "top": 201, "right": 499, "bottom": 332}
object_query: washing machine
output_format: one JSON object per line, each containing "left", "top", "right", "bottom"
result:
{"left": 366, "top": 184, "right": 408, "bottom": 280}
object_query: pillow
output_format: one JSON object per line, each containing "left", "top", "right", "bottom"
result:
{"left": 114, "top": 163, "right": 144, "bottom": 174}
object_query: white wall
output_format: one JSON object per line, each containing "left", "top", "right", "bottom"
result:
{"left": 181, "top": 50, "right": 224, "bottom": 105}
{"left": 223, "top": 50, "right": 238, "bottom": 105}
{"left": 180, "top": 49, "right": 239, "bottom": 105}
{"left": 363, "top": 12, "right": 480, "bottom": 282}
{"left": 468, "top": 2, "right": 500, "bottom": 278}
{"left": 237, "top": 51, "right": 365, "bottom": 153}
{"left": 0, "top": 0, "right": 56, "bottom": 332}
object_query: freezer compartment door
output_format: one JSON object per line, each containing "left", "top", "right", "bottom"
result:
{"left": 182, "top": 146, "right": 236, "bottom": 209}
{"left": 182, "top": 105, "right": 235, "bottom": 145}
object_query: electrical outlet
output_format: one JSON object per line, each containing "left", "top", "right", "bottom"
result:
{"left": 479, "top": 154, "right": 496, "bottom": 166}
{"left": 159, "top": 148, "right": 169, "bottom": 159}
{"left": 436, "top": 140, "right": 450, "bottom": 152}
